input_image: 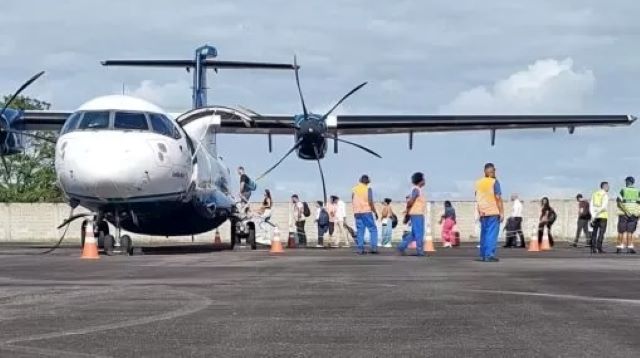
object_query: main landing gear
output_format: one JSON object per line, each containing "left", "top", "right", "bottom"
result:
{"left": 80, "top": 213, "right": 134, "bottom": 256}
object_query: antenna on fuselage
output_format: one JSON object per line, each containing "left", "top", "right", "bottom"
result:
{"left": 101, "top": 45, "right": 298, "bottom": 109}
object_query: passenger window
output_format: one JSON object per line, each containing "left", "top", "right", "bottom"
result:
{"left": 78, "top": 111, "right": 110, "bottom": 130}
{"left": 149, "top": 113, "right": 182, "bottom": 139}
{"left": 114, "top": 112, "right": 149, "bottom": 130}
{"left": 60, "top": 112, "right": 81, "bottom": 134}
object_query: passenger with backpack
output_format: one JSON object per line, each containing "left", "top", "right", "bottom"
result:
{"left": 291, "top": 194, "right": 309, "bottom": 247}
{"left": 238, "top": 166, "right": 257, "bottom": 204}
{"left": 538, "top": 197, "right": 557, "bottom": 247}
{"left": 315, "top": 201, "right": 330, "bottom": 248}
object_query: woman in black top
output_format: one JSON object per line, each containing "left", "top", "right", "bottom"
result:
{"left": 261, "top": 189, "right": 273, "bottom": 221}
{"left": 538, "top": 197, "right": 556, "bottom": 247}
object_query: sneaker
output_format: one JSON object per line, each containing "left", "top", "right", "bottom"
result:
{"left": 486, "top": 257, "right": 500, "bottom": 262}
{"left": 475, "top": 257, "right": 487, "bottom": 262}
{"left": 616, "top": 248, "right": 623, "bottom": 254}
{"left": 356, "top": 251, "right": 367, "bottom": 255}
{"left": 369, "top": 250, "right": 379, "bottom": 255}
{"left": 396, "top": 250, "right": 406, "bottom": 256}
{"left": 570, "top": 243, "right": 577, "bottom": 248}
{"left": 628, "top": 248, "right": 637, "bottom": 254}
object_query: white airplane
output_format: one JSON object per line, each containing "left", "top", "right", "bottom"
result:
{"left": 0, "top": 45, "right": 635, "bottom": 255}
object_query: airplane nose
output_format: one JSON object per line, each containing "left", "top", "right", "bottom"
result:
{"left": 58, "top": 133, "right": 156, "bottom": 199}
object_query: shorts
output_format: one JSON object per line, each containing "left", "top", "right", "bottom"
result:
{"left": 617, "top": 215, "right": 638, "bottom": 234}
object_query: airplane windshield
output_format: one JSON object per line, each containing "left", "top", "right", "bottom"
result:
{"left": 78, "top": 111, "right": 110, "bottom": 130}
{"left": 114, "top": 112, "right": 149, "bottom": 130}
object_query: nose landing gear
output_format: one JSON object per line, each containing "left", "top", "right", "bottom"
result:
{"left": 80, "top": 212, "right": 134, "bottom": 256}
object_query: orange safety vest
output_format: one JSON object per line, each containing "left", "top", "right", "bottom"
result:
{"left": 408, "top": 186, "right": 426, "bottom": 215}
{"left": 352, "top": 183, "right": 371, "bottom": 214}
{"left": 475, "top": 177, "right": 500, "bottom": 217}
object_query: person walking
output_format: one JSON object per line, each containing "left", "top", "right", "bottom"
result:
{"left": 504, "top": 194, "right": 525, "bottom": 248}
{"left": 331, "top": 195, "right": 350, "bottom": 248}
{"left": 440, "top": 201, "right": 456, "bottom": 248}
{"left": 237, "top": 166, "right": 255, "bottom": 204}
{"left": 475, "top": 163, "right": 504, "bottom": 262}
{"left": 572, "top": 194, "right": 591, "bottom": 248}
{"left": 397, "top": 172, "right": 427, "bottom": 257}
{"left": 537, "top": 197, "right": 556, "bottom": 247}
{"left": 590, "top": 182, "right": 610, "bottom": 254}
{"left": 315, "top": 201, "right": 330, "bottom": 248}
{"left": 352, "top": 175, "right": 379, "bottom": 255}
{"left": 291, "top": 194, "right": 308, "bottom": 247}
{"left": 380, "top": 198, "right": 395, "bottom": 248}
{"left": 326, "top": 197, "right": 338, "bottom": 247}
{"left": 616, "top": 176, "right": 639, "bottom": 254}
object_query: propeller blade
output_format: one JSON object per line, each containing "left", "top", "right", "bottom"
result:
{"left": 2, "top": 128, "right": 56, "bottom": 143}
{"left": 293, "top": 56, "right": 308, "bottom": 120}
{"left": 324, "top": 134, "right": 381, "bottom": 158}
{"left": 256, "top": 138, "right": 303, "bottom": 180}
{"left": 321, "top": 82, "right": 367, "bottom": 121}
{"left": 0, "top": 71, "right": 45, "bottom": 121}
{"left": 312, "top": 144, "right": 327, "bottom": 206}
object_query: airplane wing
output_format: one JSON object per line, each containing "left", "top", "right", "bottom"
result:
{"left": 14, "top": 110, "right": 71, "bottom": 131}
{"left": 216, "top": 114, "right": 635, "bottom": 135}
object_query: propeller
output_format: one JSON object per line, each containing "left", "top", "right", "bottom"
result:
{"left": 0, "top": 71, "right": 54, "bottom": 149}
{"left": 256, "top": 57, "right": 380, "bottom": 205}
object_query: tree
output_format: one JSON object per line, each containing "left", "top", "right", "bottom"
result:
{"left": 0, "top": 95, "right": 63, "bottom": 202}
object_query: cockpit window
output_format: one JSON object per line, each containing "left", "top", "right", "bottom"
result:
{"left": 149, "top": 113, "right": 182, "bottom": 139}
{"left": 114, "top": 112, "right": 149, "bottom": 130}
{"left": 78, "top": 111, "right": 110, "bottom": 130}
{"left": 60, "top": 112, "right": 82, "bottom": 135}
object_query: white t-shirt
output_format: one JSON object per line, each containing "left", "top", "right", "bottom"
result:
{"left": 336, "top": 200, "right": 347, "bottom": 221}
{"left": 512, "top": 199, "right": 523, "bottom": 218}
{"left": 293, "top": 202, "right": 304, "bottom": 222}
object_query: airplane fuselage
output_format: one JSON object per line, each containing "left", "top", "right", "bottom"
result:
{"left": 55, "top": 95, "right": 236, "bottom": 236}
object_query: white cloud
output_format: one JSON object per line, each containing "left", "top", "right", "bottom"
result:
{"left": 440, "top": 58, "right": 596, "bottom": 114}
{"left": 127, "top": 80, "right": 191, "bottom": 111}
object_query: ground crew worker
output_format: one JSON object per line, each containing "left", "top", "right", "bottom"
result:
{"left": 474, "top": 163, "right": 504, "bottom": 262}
{"left": 397, "top": 172, "right": 427, "bottom": 256}
{"left": 590, "top": 182, "right": 610, "bottom": 254}
{"left": 616, "top": 176, "right": 639, "bottom": 254}
{"left": 352, "top": 175, "right": 378, "bottom": 255}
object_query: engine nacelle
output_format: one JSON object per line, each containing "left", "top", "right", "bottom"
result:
{"left": 0, "top": 108, "right": 25, "bottom": 156}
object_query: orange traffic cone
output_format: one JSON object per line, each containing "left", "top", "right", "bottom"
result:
{"left": 81, "top": 221, "right": 100, "bottom": 260}
{"left": 213, "top": 230, "right": 222, "bottom": 245}
{"left": 527, "top": 230, "right": 540, "bottom": 252}
{"left": 270, "top": 228, "right": 284, "bottom": 254}
{"left": 424, "top": 226, "right": 436, "bottom": 252}
{"left": 540, "top": 230, "right": 552, "bottom": 251}
{"left": 287, "top": 231, "right": 297, "bottom": 249}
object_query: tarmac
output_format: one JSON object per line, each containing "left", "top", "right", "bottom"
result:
{"left": 0, "top": 243, "right": 639, "bottom": 357}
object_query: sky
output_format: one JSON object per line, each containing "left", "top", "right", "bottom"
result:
{"left": 1, "top": 0, "right": 639, "bottom": 201}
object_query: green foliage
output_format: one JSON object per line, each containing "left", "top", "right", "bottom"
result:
{"left": 0, "top": 95, "right": 63, "bottom": 202}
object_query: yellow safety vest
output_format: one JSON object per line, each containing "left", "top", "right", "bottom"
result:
{"left": 352, "top": 183, "right": 371, "bottom": 214}
{"left": 408, "top": 186, "right": 426, "bottom": 216}
{"left": 592, "top": 190, "right": 609, "bottom": 219}
{"left": 475, "top": 177, "right": 500, "bottom": 217}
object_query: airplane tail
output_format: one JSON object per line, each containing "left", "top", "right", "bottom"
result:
{"left": 102, "top": 45, "right": 296, "bottom": 109}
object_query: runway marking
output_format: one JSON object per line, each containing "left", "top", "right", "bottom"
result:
{"left": 472, "top": 290, "right": 640, "bottom": 305}
{"left": 0, "top": 288, "right": 212, "bottom": 346}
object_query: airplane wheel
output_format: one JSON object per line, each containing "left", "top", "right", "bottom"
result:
{"left": 96, "top": 221, "right": 109, "bottom": 249}
{"left": 249, "top": 227, "right": 257, "bottom": 250}
{"left": 120, "top": 235, "right": 133, "bottom": 256}
{"left": 103, "top": 235, "right": 115, "bottom": 256}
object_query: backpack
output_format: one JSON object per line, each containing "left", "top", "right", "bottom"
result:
{"left": 318, "top": 208, "right": 330, "bottom": 226}
{"left": 391, "top": 213, "right": 399, "bottom": 229}
{"left": 302, "top": 202, "right": 311, "bottom": 217}
{"left": 245, "top": 177, "right": 257, "bottom": 192}
{"left": 548, "top": 209, "right": 557, "bottom": 224}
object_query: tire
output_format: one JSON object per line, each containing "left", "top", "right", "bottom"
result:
{"left": 96, "top": 221, "right": 109, "bottom": 249}
{"left": 229, "top": 221, "right": 237, "bottom": 251}
{"left": 103, "top": 234, "right": 115, "bottom": 256}
{"left": 120, "top": 235, "right": 133, "bottom": 256}
{"left": 249, "top": 226, "right": 257, "bottom": 250}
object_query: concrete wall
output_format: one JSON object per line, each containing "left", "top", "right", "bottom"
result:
{"left": 0, "top": 200, "right": 628, "bottom": 244}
